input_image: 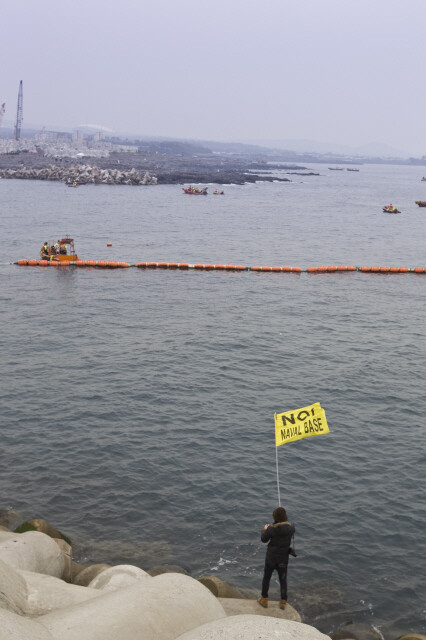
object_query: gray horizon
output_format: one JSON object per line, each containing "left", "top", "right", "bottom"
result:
{"left": 2, "top": 0, "right": 426, "bottom": 157}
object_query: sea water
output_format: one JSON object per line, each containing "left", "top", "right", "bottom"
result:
{"left": 0, "top": 164, "right": 425, "bottom": 638}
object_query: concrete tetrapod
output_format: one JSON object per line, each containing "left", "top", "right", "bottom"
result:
{"left": 0, "top": 558, "right": 102, "bottom": 617}
{"left": 0, "top": 531, "right": 65, "bottom": 577}
{"left": 0, "top": 608, "right": 55, "bottom": 640}
{"left": 87, "top": 564, "right": 151, "bottom": 592}
{"left": 17, "top": 570, "right": 103, "bottom": 615}
{"left": 175, "top": 614, "right": 330, "bottom": 640}
{"left": 0, "top": 558, "right": 28, "bottom": 614}
{"left": 37, "top": 573, "right": 227, "bottom": 640}
{"left": 218, "top": 597, "right": 301, "bottom": 621}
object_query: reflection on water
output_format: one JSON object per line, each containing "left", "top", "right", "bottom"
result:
{"left": 0, "top": 166, "right": 425, "bottom": 638}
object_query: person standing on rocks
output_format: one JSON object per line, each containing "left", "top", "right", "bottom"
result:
{"left": 258, "top": 506, "right": 295, "bottom": 610}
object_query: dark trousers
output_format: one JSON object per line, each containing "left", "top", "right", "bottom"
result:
{"left": 261, "top": 560, "right": 288, "bottom": 600}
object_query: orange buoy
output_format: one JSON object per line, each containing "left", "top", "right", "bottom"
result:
{"left": 414, "top": 267, "right": 424, "bottom": 273}
{"left": 75, "top": 260, "right": 86, "bottom": 267}
{"left": 107, "top": 243, "right": 112, "bottom": 247}
{"left": 261, "top": 266, "right": 272, "bottom": 272}
{"left": 167, "top": 262, "right": 178, "bottom": 268}
{"left": 28, "top": 260, "right": 38, "bottom": 266}
{"left": 118, "top": 262, "right": 130, "bottom": 268}
{"left": 281, "top": 266, "right": 292, "bottom": 272}
{"left": 58, "top": 261, "right": 70, "bottom": 266}
{"left": 204, "top": 264, "right": 214, "bottom": 270}
{"left": 214, "top": 264, "right": 225, "bottom": 269}
{"left": 360, "top": 266, "right": 371, "bottom": 272}
{"left": 271, "top": 266, "right": 282, "bottom": 272}
{"left": 193, "top": 264, "right": 204, "bottom": 269}
{"left": 371, "top": 266, "right": 380, "bottom": 272}
{"left": 39, "top": 260, "right": 49, "bottom": 266}
{"left": 178, "top": 263, "right": 189, "bottom": 269}
{"left": 327, "top": 265, "right": 337, "bottom": 272}
{"left": 225, "top": 264, "right": 236, "bottom": 270}
{"left": 307, "top": 266, "right": 317, "bottom": 273}
{"left": 97, "top": 260, "right": 107, "bottom": 267}
{"left": 86, "top": 260, "right": 96, "bottom": 267}
{"left": 399, "top": 267, "right": 408, "bottom": 273}
{"left": 136, "top": 262, "right": 147, "bottom": 268}
{"left": 146, "top": 262, "right": 158, "bottom": 268}
{"left": 108, "top": 261, "right": 118, "bottom": 268}
{"left": 347, "top": 266, "right": 356, "bottom": 271}
{"left": 157, "top": 262, "right": 168, "bottom": 268}
{"left": 251, "top": 266, "right": 262, "bottom": 271}
{"left": 235, "top": 265, "right": 246, "bottom": 271}
{"left": 17, "top": 259, "right": 28, "bottom": 265}
{"left": 317, "top": 266, "right": 326, "bottom": 272}
{"left": 380, "top": 266, "right": 390, "bottom": 273}
{"left": 389, "top": 267, "right": 400, "bottom": 273}
{"left": 337, "top": 265, "right": 347, "bottom": 271}
{"left": 291, "top": 267, "right": 302, "bottom": 273}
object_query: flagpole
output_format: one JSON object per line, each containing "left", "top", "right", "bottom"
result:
{"left": 275, "top": 444, "right": 281, "bottom": 506}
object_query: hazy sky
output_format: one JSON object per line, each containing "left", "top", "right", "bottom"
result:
{"left": 2, "top": 0, "right": 426, "bottom": 155}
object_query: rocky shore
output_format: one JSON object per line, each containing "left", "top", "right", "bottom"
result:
{"left": 0, "top": 150, "right": 297, "bottom": 185}
{"left": 0, "top": 164, "right": 158, "bottom": 186}
{"left": 0, "top": 512, "right": 423, "bottom": 640}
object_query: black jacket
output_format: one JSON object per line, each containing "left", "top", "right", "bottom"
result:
{"left": 261, "top": 520, "right": 295, "bottom": 564}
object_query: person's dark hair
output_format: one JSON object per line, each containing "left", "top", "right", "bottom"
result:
{"left": 273, "top": 506, "right": 288, "bottom": 522}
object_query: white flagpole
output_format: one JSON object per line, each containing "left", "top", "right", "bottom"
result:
{"left": 275, "top": 443, "right": 281, "bottom": 506}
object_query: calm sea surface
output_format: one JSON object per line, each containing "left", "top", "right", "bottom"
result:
{"left": 0, "top": 164, "right": 425, "bottom": 638}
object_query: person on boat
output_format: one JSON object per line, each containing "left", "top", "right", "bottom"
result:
{"left": 40, "top": 242, "right": 49, "bottom": 258}
{"left": 59, "top": 243, "right": 67, "bottom": 255}
{"left": 258, "top": 506, "right": 295, "bottom": 611}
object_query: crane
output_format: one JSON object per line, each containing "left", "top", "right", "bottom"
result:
{"left": 0, "top": 103, "right": 5, "bottom": 127}
{"left": 14, "top": 81, "right": 23, "bottom": 140}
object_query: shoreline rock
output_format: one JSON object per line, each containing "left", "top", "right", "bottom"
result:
{"left": 0, "top": 164, "right": 158, "bottom": 185}
{"left": 1, "top": 515, "right": 423, "bottom": 640}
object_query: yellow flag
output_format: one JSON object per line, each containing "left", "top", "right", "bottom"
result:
{"left": 275, "top": 402, "right": 329, "bottom": 446}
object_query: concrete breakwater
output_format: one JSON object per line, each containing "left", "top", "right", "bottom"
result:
{"left": 0, "top": 515, "right": 423, "bottom": 640}
{"left": 0, "top": 516, "right": 313, "bottom": 640}
{"left": 0, "top": 164, "right": 158, "bottom": 185}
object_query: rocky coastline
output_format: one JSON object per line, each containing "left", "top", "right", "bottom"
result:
{"left": 0, "top": 511, "right": 423, "bottom": 640}
{"left": 0, "top": 151, "right": 298, "bottom": 185}
{"left": 0, "top": 164, "right": 158, "bottom": 186}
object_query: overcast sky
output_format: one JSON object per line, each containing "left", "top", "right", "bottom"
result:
{"left": 2, "top": 0, "right": 426, "bottom": 155}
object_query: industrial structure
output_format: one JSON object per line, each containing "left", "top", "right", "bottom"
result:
{"left": 0, "top": 103, "right": 5, "bottom": 128}
{"left": 14, "top": 81, "right": 23, "bottom": 140}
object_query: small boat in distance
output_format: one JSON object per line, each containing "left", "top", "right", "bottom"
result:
{"left": 183, "top": 186, "right": 208, "bottom": 195}
{"left": 415, "top": 200, "right": 426, "bottom": 207}
{"left": 421, "top": 177, "right": 426, "bottom": 182}
{"left": 346, "top": 168, "right": 360, "bottom": 172}
{"left": 328, "top": 167, "right": 344, "bottom": 170}
{"left": 213, "top": 189, "right": 224, "bottom": 195}
{"left": 383, "top": 205, "right": 401, "bottom": 214}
